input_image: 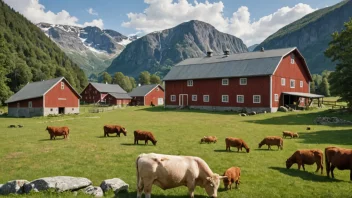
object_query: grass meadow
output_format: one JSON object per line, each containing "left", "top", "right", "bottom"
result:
{"left": 0, "top": 106, "right": 352, "bottom": 198}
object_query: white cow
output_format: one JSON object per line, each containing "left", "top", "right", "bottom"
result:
{"left": 136, "top": 153, "right": 227, "bottom": 198}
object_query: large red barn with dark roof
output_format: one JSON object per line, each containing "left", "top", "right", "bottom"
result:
{"left": 163, "top": 48, "right": 324, "bottom": 112}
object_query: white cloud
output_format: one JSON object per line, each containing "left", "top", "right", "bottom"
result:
{"left": 4, "top": 0, "right": 104, "bottom": 29}
{"left": 87, "top": 8, "right": 98, "bottom": 16}
{"left": 122, "top": 0, "right": 316, "bottom": 46}
{"left": 84, "top": 19, "right": 104, "bottom": 29}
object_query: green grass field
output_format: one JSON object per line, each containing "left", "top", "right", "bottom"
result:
{"left": 0, "top": 106, "right": 352, "bottom": 198}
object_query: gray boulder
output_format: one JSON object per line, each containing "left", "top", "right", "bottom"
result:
{"left": 23, "top": 176, "right": 92, "bottom": 193}
{"left": 278, "top": 106, "right": 289, "bottom": 112}
{"left": 100, "top": 178, "right": 129, "bottom": 195}
{"left": 0, "top": 180, "right": 29, "bottom": 195}
{"left": 83, "top": 186, "right": 103, "bottom": 197}
{"left": 240, "top": 113, "right": 247, "bottom": 117}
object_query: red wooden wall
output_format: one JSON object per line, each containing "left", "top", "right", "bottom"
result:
{"left": 8, "top": 97, "right": 43, "bottom": 108}
{"left": 80, "top": 83, "right": 102, "bottom": 104}
{"left": 45, "top": 80, "right": 80, "bottom": 107}
{"left": 105, "top": 94, "right": 131, "bottom": 105}
{"left": 145, "top": 85, "right": 164, "bottom": 106}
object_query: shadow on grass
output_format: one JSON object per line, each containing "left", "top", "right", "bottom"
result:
{"left": 120, "top": 143, "right": 156, "bottom": 146}
{"left": 97, "top": 136, "right": 124, "bottom": 138}
{"left": 114, "top": 191, "right": 208, "bottom": 198}
{"left": 298, "top": 129, "right": 352, "bottom": 146}
{"left": 38, "top": 138, "right": 66, "bottom": 141}
{"left": 269, "top": 167, "right": 344, "bottom": 182}
{"left": 254, "top": 148, "right": 282, "bottom": 151}
{"left": 213, "top": 149, "right": 248, "bottom": 154}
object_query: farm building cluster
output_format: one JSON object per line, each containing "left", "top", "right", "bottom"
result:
{"left": 5, "top": 47, "right": 324, "bottom": 117}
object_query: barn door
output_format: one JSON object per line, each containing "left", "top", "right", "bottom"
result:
{"left": 179, "top": 94, "right": 188, "bottom": 107}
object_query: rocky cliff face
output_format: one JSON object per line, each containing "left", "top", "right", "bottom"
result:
{"left": 254, "top": 0, "right": 352, "bottom": 74}
{"left": 107, "top": 20, "right": 248, "bottom": 77}
{"left": 37, "top": 23, "right": 136, "bottom": 76}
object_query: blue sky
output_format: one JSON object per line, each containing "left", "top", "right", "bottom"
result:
{"left": 4, "top": 0, "right": 342, "bottom": 45}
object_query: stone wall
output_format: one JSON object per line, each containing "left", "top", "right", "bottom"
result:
{"left": 8, "top": 108, "right": 43, "bottom": 118}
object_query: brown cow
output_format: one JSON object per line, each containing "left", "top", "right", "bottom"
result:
{"left": 46, "top": 126, "right": 69, "bottom": 140}
{"left": 134, "top": 130, "right": 157, "bottom": 145}
{"left": 200, "top": 136, "right": 217, "bottom": 144}
{"left": 222, "top": 167, "right": 241, "bottom": 190}
{"left": 258, "top": 136, "right": 283, "bottom": 150}
{"left": 103, "top": 125, "right": 127, "bottom": 137}
{"left": 325, "top": 146, "right": 352, "bottom": 181}
{"left": 286, "top": 149, "right": 323, "bottom": 174}
{"left": 282, "top": 131, "right": 299, "bottom": 138}
{"left": 225, "top": 137, "right": 250, "bottom": 153}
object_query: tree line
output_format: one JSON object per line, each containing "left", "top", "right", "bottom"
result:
{"left": 100, "top": 71, "right": 162, "bottom": 92}
{"left": 310, "top": 70, "right": 331, "bottom": 97}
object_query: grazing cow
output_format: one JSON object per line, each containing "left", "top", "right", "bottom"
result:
{"left": 136, "top": 153, "right": 227, "bottom": 198}
{"left": 134, "top": 130, "right": 157, "bottom": 145}
{"left": 282, "top": 131, "right": 299, "bottom": 138}
{"left": 8, "top": 125, "right": 16, "bottom": 128}
{"left": 103, "top": 125, "right": 127, "bottom": 137}
{"left": 200, "top": 136, "right": 217, "bottom": 144}
{"left": 258, "top": 136, "right": 283, "bottom": 150}
{"left": 46, "top": 126, "right": 69, "bottom": 140}
{"left": 325, "top": 146, "right": 352, "bottom": 181}
{"left": 222, "top": 167, "right": 241, "bottom": 190}
{"left": 225, "top": 137, "right": 250, "bottom": 153}
{"left": 18, "top": 125, "right": 23, "bottom": 128}
{"left": 286, "top": 149, "right": 323, "bottom": 174}
{"left": 306, "top": 126, "right": 311, "bottom": 130}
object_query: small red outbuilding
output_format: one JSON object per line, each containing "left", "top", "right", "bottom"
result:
{"left": 129, "top": 84, "right": 164, "bottom": 106}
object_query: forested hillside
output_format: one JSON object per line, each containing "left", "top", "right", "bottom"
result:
{"left": 0, "top": 0, "right": 87, "bottom": 104}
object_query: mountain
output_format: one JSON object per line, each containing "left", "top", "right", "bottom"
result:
{"left": 248, "top": 44, "right": 259, "bottom": 52}
{"left": 254, "top": 0, "right": 352, "bottom": 74}
{"left": 107, "top": 20, "right": 248, "bottom": 77}
{"left": 0, "top": 0, "right": 87, "bottom": 104}
{"left": 37, "top": 23, "right": 137, "bottom": 77}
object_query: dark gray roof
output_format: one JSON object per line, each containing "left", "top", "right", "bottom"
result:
{"left": 90, "top": 82, "right": 127, "bottom": 93}
{"left": 5, "top": 77, "right": 66, "bottom": 103}
{"left": 108, "top": 92, "right": 132, "bottom": 99}
{"left": 163, "top": 48, "right": 298, "bottom": 81}
{"left": 128, "top": 84, "right": 162, "bottom": 97}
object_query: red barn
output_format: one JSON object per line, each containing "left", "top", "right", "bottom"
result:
{"left": 128, "top": 84, "right": 164, "bottom": 106}
{"left": 5, "top": 77, "right": 81, "bottom": 117}
{"left": 163, "top": 47, "right": 324, "bottom": 113}
{"left": 80, "top": 82, "right": 131, "bottom": 105}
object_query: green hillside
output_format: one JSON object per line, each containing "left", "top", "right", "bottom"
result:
{"left": 0, "top": 0, "right": 87, "bottom": 104}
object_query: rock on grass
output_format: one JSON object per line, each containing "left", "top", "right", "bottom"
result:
{"left": 100, "top": 178, "right": 129, "bottom": 195}
{"left": 0, "top": 180, "right": 29, "bottom": 195}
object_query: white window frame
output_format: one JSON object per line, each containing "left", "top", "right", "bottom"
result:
{"left": 274, "top": 94, "right": 279, "bottom": 102}
{"left": 237, "top": 95, "right": 244, "bottom": 103}
{"left": 253, "top": 95, "right": 261, "bottom": 104}
{"left": 240, "top": 78, "right": 247, "bottom": 85}
{"left": 281, "top": 78, "right": 286, "bottom": 86}
{"left": 187, "top": 80, "right": 193, "bottom": 87}
{"left": 300, "top": 81, "right": 303, "bottom": 88}
{"left": 291, "top": 54, "right": 295, "bottom": 64}
{"left": 61, "top": 82, "right": 64, "bottom": 90}
{"left": 222, "top": 78, "right": 229, "bottom": 86}
{"left": 28, "top": 101, "right": 32, "bottom": 108}
{"left": 290, "top": 79, "right": 295, "bottom": 88}
{"left": 192, "top": 95, "right": 197, "bottom": 101}
{"left": 203, "top": 95, "right": 209, "bottom": 103}
{"left": 222, "top": 95, "right": 229, "bottom": 103}
{"left": 170, "top": 95, "right": 176, "bottom": 102}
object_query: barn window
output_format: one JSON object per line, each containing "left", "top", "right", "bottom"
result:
{"left": 290, "top": 79, "right": 295, "bottom": 88}
{"left": 61, "top": 82, "right": 64, "bottom": 90}
{"left": 222, "top": 95, "right": 229, "bottom": 103}
{"left": 170, "top": 95, "right": 176, "bottom": 102}
{"left": 192, "top": 95, "right": 197, "bottom": 101}
{"left": 237, "top": 95, "right": 244, "bottom": 103}
{"left": 275, "top": 94, "right": 279, "bottom": 101}
{"left": 253, "top": 95, "right": 261, "bottom": 103}
{"left": 281, "top": 78, "right": 286, "bottom": 86}
{"left": 291, "top": 54, "right": 295, "bottom": 64}
{"left": 240, "top": 78, "right": 247, "bottom": 85}
{"left": 222, "top": 79, "right": 229, "bottom": 85}
{"left": 28, "top": 101, "right": 32, "bottom": 108}
{"left": 187, "top": 80, "right": 193, "bottom": 87}
{"left": 203, "top": 95, "right": 209, "bottom": 102}
{"left": 300, "top": 81, "right": 303, "bottom": 88}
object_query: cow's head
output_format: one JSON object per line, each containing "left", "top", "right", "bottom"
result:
{"left": 121, "top": 127, "right": 127, "bottom": 136}
{"left": 204, "top": 174, "right": 227, "bottom": 198}
{"left": 152, "top": 140, "right": 157, "bottom": 146}
{"left": 286, "top": 159, "right": 293, "bottom": 169}
{"left": 258, "top": 143, "right": 263, "bottom": 148}
{"left": 245, "top": 148, "right": 250, "bottom": 153}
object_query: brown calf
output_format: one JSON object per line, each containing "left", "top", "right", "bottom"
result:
{"left": 282, "top": 131, "right": 299, "bottom": 138}
{"left": 258, "top": 136, "right": 283, "bottom": 150}
{"left": 223, "top": 167, "right": 241, "bottom": 190}
{"left": 46, "top": 126, "right": 69, "bottom": 140}
{"left": 200, "top": 136, "right": 217, "bottom": 144}
{"left": 286, "top": 149, "right": 323, "bottom": 174}
{"left": 325, "top": 146, "right": 352, "bottom": 181}
{"left": 103, "top": 125, "right": 127, "bottom": 137}
{"left": 225, "top": 137, "right": 250, "bottom": 153}
{"left": 134, "top": 130, "right": 157, "bottom": 145}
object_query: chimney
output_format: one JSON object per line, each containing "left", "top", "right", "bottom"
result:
{"left": 223, "top": 48, "right": 230, "bottom": 56}
{"left": 206, "top": 49, "right": 213, "bottom": 57}
{"left": 261, "top": 47, "right": 265, "bottom": 52}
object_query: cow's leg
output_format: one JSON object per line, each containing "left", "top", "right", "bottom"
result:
{"left": 331, "top": 165, "right": 336, "bottom": 178}
{"left": 326, "top": 162, "right": 331, "bottom": 178}
{"left": 107, "top": 133, "right": 110, "bottom": 137}
{"left": 302, "top": 164, "right": 305, "bottom": 171}
{"left": 298, "top": 163, "right": 301, "bottom": 170}
{"left": 237, "top": 147, "right": 240, "bottom": 152}
{"left": 187, "top": 180, "right": 196, "bottom": 198}
{"left": 137, "top": 178, "right": 144, "bottom": 198}
{"left": 143, "top": 180, "right": 153, "bottom": 198}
